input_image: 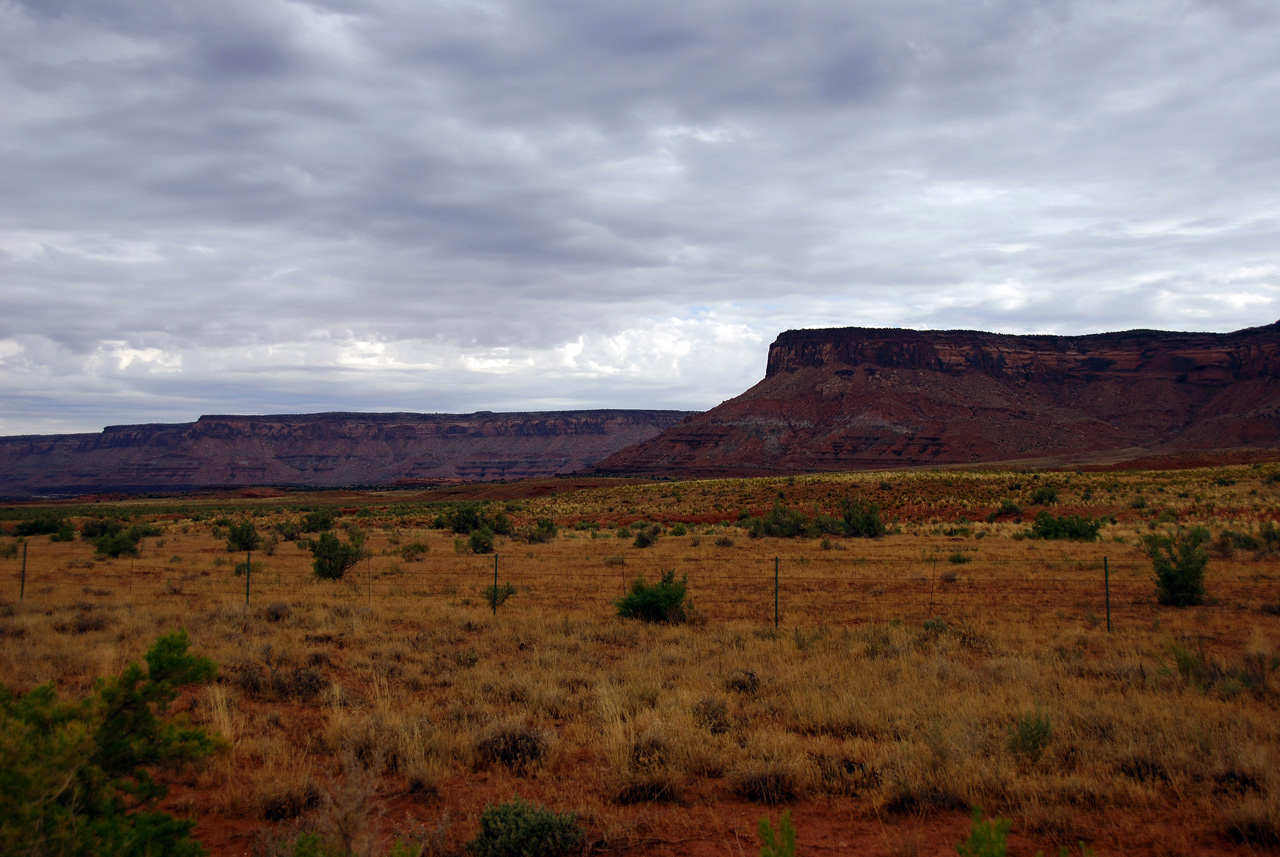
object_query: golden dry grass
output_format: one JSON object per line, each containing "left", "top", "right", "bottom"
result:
{"left": 1, "top": 464, "right": 1278, "bottom": 855}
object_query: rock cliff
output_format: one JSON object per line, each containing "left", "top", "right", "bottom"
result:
{"left": 0, "top": 410, "right": 692, "bottom": 497}
{"left": 593, "top": 322, "right": 1280, "bottom": 477}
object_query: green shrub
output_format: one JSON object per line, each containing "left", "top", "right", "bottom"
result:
{"left": 616, "top": 570, "right": 689, "bottom": 623}
{"left": 957, "top": 807, "right": 1010, "bottom": 857}
{"left": 400, "top": 540, "right": 430, "bottom": 562}
{"left": 0, "top": 629, "right": 217, "bottom": 857}
{"left": 633, "top": 529, "right": 657, "bottom": 548}
{"left": 669, "top": 522, "right": 688, "bottom": 536}
{"left": 840, "top": 497, "right": 885, "bottom": 538}
{"left": 468, "top": 796, "right": 583, "bottom": 857}
{"left": 483, "top": 582, "right": 517, "bottom": 610}
{"left": 747, "top": 502, "right": 809, "bottom": 538}
{"left": 948, "top": 552, "right": 971, "bottom": 565}
{"left": 522, "top": 518, "right": 558, "bottom": 544}
{"left": 469, "top": 527, "right": 496, "bottom": 554}
{"left": 226, "top": 520, "right": 259, "bottom": 553}
{"left": 1147, "top": 526, "right": 1210, "bottom": 606}
{"left": 1029, "top": 485, "right": 1058, "bottom": 505}
{"left": 300, "top": 507, "right": 336, "bottom": 533}
{"left": 308, "top": 531, "right": 365, "bottom": 580}
{"left": 81, "top": 517, "right": 123, "bottom": 540}
{"left": 94, "top": 530, "right": 141, "bottom": 558}
{"left": 1007, "top": 708, "right": 1053, "bottom": 762}
{"left": 758, "top": 809, "right": 796, "bottom": 857}
{"left": 13, "top": 512, "right": 67, "bottom": 537}
{"left": 1028, "top": 511, "right": 1101, "bottom": 541}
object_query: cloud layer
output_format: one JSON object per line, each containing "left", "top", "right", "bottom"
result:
{"left": 3, "top": 0, "right": 1278, "bottom": 433}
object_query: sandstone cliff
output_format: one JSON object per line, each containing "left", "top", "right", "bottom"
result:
{"left": 0, "top": 410, "right": 692, "bottom": 497}
{"left": 593, "top": 323, "right": 1280, "bottom": 477}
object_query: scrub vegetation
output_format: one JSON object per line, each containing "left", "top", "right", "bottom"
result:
{"left": 1, "top": 463, "right": 1279, "bottom": 855}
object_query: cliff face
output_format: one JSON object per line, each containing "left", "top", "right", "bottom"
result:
{"left": 0, "top": 410, "right": 693, "bottom": 497}
{"left": 594, "top": 323, "right": 1280, "bottom": 477}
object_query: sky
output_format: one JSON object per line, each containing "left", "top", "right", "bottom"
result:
{"left": 3, "top": 0, "right": 1279, "bottom": 436}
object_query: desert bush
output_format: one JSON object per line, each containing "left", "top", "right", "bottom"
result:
{"left": 633, "top": 529, "right": 657, "bottom": 548}
{"left": 469, "top": 528, "right": 495, "bottom": 554}
{"left": 1146, "top": 526, "right": 1210, "bottom": 606}
{"left": 747, "top": 502, "right": 810, "bottom": 538}
{"left": 93, "top": 529, "right": 141, "bottom": 558}
{"left": 669, "top": 522, "right": 688, "bottom": 536}
{"left": 482, "top": 582, "right": 517, "bottom": 610}
{"left": 521, "top": 517, "right": 558, "bottom": 544}
{"left": 758, "top": 809, "right": 797, "bottom": 857}
{"left": 261, "top": 602, "right": 291, "bottom": 622}
{"left": 437, "top": 504, "right": 511, "bottom": 537}
{"left": 301, "top": 507, "right": 337, "bottom": 532}
{"left": 714, "top": 535, "right": 735, "bottom": 547}
{"left": 468, "top": 797, "right": 583, "bottom": 857}
{"left": 616, "top": 569, "right": 689, "bottom": 623}
{"left": 726, "top": 669, "right": 760, "bottom": 695}
{"left": 1007, "top": 708, "right": 1053, "bottom": 762}
{"left": 0, "top": 541, "right": 17, "bottom": 559}
{"left": 1029, "top": 485, "right": 1059, "bottom": 505}
{"left": 275, "top": 520, "right": 301, "bottom": 541}
{"left": 0, "top": 629, "right": 217, "bottom": 857}
{"left": 1028, "top": 511, "right": 1101, "bottom": 541}
{"left": 474, "top": 724, "right": 548, "bottom": 775}
{"left": 948, "top": 552, "right": 971, "bottom": 564}
{"left": 840, "top": 497, "right": 885, "bottom": 538}
{"left": 731, "top": 759, "right": 801, "bottom": 804}
{"left": 13, "top": 512, "right": 68, "bottom": 537}
{"left": 956, "top": 808, "right": 1011, "bottom": 857}
{"left": 80, "top": 517, "right": 122, "bottom": 540}
{"left": 226, "top": 520, "right": 259, "bottom": 553}
{"left": 400, "top": 540, "right": 430, "bottom": 561}
{"left": 309, "top": 531, "right": 365, "bottom": 580}
{"left": 692, "top": 696, "right": 731, "bottom": 734}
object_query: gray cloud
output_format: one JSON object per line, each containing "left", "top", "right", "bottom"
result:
{"left": 2, "top": 0, "right": 1278, "bottom": 434}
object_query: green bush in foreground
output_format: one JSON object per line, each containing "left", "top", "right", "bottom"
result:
{"left": 0, "top": 629, "right": 217, "bottom": 857}
{"left": 308, "top": 531, "right": 365, "bottom": 580}
{"left": 1147, "top": 526, "right": 1210, "bottom": 606}
{"left": 468, "top": 796, "right": 583, "bottom": 857}
{"left": 956, "top": 807, "right": 1011, "bottom": 857}
{"left": 616, "top": 569, "right": 689, "bottom": 623}
{"left": 758, "top": 809, "right": 796, "bottom": 857}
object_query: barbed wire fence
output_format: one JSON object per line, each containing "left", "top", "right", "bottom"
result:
{"left": 7, "top": 538, "right": 1274, "bottom": 631}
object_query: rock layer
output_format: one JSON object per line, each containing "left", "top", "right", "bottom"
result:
{"left": 594, "top": 322, "right": 1280, "bottom": 477}
{"left": 0, "top": 410, "right": 692, "bottom": 497}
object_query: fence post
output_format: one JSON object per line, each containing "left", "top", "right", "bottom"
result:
{"left": 1104, "top": 556, "right": 1111, "bottom": 633}
{"left": 774, "top": 556, "right": 779, "bottom": 629}
{"left": 493, "top": 553, "right": 499, "bottom": 616}
{"left": 20, "top": 541, "right": 26, "bottom": 601}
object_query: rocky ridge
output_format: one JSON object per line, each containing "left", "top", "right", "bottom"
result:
{"left": 593, "top": 322, "right": 1280, "bottom": 477}
{"left": 0, "top": 410, "right": 692, "bottom": 497}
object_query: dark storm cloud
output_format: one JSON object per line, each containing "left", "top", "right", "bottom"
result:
{"left": 1, "top": 0, "right": 1278, "bottom": 433}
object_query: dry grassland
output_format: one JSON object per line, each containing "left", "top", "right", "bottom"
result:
{"left": 2, "top": 464, "right": 1279, "bottom": 856}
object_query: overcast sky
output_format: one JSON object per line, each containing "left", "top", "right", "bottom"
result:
{"left": 3, "top": 0, "right": 1278, "bottom": 435}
